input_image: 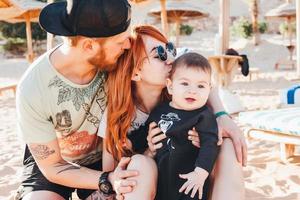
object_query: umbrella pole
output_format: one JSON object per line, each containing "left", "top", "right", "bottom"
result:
{"left": 25, "top": 13, "right": 34, "bottom": 63}
{"left": 287, "top": 16, "right": 292, "bottom": 46}
{"left": 297, "top": 0, "right": 300, "bottom": 77}
{"left": 160, "top": 0, "right": 169, "bottom": 38}
{"left": 251, "top": 0, "right": 260, "bottom": 46}
{"left": 47, "top": 33, "right": 54, "bottom": 50}
{"left": 219, "top": 0, "right": 230, "bottom": 54}
{"left": 175, "top": 18, "right": 180, "bottom": 47}
{"left": 47, "top": 0, "right": 54, "bottom": 50}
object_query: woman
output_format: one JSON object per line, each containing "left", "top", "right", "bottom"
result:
{"left": 100, "top": 25, "right": 246, "bottom": 200}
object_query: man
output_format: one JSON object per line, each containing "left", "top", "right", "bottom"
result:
{"left": 16, "top": 0, "right": 137, "bottom": 199}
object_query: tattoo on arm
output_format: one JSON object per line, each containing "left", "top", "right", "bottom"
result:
{"left": 87, "top": 190, "right": 114, "bottom": 200}
{"left": 54, "top": 161, "right": 81, "bottom": 175}
{"left": 31, "top": 145, "right": 55, "bottom": 160}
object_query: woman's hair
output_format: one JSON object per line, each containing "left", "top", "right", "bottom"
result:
{"left": 106, "top": 25, "right": 168, "bottom": 161}
{"left": 170, "top": 52, "right": 211, "bottom": 79}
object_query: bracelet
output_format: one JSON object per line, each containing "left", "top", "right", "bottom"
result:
{"left": 215, "top": 111, "right": 229, "bottom": 118}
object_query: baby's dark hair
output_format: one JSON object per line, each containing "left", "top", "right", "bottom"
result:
{"left": 170, "top": 52, "right": 211, "bottom": 78}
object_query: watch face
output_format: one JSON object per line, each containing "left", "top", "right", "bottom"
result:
{"left": 100, "top": 182, "right": 111, "bottom": 193}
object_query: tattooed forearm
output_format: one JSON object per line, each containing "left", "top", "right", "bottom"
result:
{"left": 54, "top": 162, "right": 81, "bottom": 174}
{"left": 86, "top": 190, "right": 115, "bottom": 200}
{"left": 31, "top": 145, "right": 55, "bottom": 160}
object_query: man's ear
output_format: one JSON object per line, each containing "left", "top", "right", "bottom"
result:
{"left": 81, "top": 38, "right": 97, "bottom": 55}
{"left": 166, "top": 78, "right": 173, "bottom": 95}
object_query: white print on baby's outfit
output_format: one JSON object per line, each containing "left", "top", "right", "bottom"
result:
{"left": 158, "top": 113, "right": 181, "bottom": 149}
{"left": 158, "top": 112, "right": 181, "bottom": 133}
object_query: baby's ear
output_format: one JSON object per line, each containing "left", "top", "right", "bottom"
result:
{"left": 166, "top": 78, "right": 173, "bottom": 95}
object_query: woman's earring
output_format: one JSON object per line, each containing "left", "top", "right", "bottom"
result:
{"left": 132, "top": 74, "right": 141, "bottom": 81}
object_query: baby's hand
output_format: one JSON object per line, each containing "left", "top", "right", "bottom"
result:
{"left": 179, "top": 167, "right": 209, "bottom": 199}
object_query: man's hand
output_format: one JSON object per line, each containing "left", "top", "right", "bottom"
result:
{"left": 217, "top": 115, "right": 247, "bottom": 166}
{"left": 109, "top": 157, "right": 138, "bottom": 196}
{"left": 179, "top": 167, "right": 209, "bottom": 199}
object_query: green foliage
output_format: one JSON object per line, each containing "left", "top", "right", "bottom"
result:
{"left": 258, "top": 21, "right": 267, "bottom": 34}
{"left": 0, "top": 32, "right": 4, "bottom": 40}
{"left": 231, "top": 17, "right": 252, "bottom": 38}
{"left": 279, "top": 22, "right": 296, "bottom": 35}
{"left": 0, "top": 0, "right": 48, "bottom": 41}
{"left": 180, "top": 24, "right": 194, "bottom": 35}
{"left": 0, "top": 22, "right": 46, "bottom": 40}
{"left": 3, "top": 38, "right": 27, "bottom": 53}
{"left": 231, "top": 17, "right": 268, "bottom": 38}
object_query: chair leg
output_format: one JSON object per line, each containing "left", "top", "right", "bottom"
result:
{"left": 286, "top": 144, "right": 295, "bottom": 157}
{"left": 280, "top": 143, "right": 295, "bottom": 163}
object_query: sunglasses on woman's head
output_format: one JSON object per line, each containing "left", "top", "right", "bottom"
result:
{"left": 154, "top": 42, "right": 177, "bottom": 62}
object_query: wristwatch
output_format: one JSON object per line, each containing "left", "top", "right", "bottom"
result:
{"left": 98, "top": 171, "right": 115, "bottom": 195}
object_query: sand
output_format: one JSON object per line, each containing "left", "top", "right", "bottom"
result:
{"left": 1, "top": 35, "right": 300, "bottom": 200}
{"left": 1, "top": 0, "right": 300, "bottom": 198}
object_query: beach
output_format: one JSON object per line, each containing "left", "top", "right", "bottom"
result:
{"left": 1, "top": 0, "right": 300, "bottom": 199}
{"left": 0, "top": 31, "right": 300, "bottom": 199}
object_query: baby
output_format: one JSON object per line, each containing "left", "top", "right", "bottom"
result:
{"left": 129, "top": 52, "right": 220, "bottom": 200}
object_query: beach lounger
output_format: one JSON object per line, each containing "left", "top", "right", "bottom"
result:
{"left": 279, "top": 84, "right": 300, "bottom": 106}
{"left": 239, "top": 108, "right": 300, "bottom": 162}
{"left": 0, "top": 83, "right": 17, "bottom": 96}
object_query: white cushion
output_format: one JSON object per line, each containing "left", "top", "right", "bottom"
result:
{"left": 239, "top": 108, "right": 300, "bottom": 136}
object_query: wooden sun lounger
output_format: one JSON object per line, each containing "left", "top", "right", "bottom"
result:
{"left": 0, "top": 84, "right": 17, "bottom": 96}
{"left": 239, "top": 108, "right": 300, "bottom": 163}
{"left": 246, "top": 128, "right": 300, "bottom": 163}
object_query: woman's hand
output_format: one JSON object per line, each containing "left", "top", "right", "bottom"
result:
{"left": 217, "top": 115, "right": 247, "bottom": 166}
{"left": 188, "top": 127, "right": 200, "bottom": 148}
{"left": 147, "top": 124, "right": 202, "bottom": 151}
{"left": 147, "top": 122, "right": 166, "bottom": 156}
{"left": 109, "top": 157, "right": 138, "bottom": 199}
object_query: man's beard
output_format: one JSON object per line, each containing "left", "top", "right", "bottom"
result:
{"left": 88, "top": 49, "right": 118, "bottom": 72}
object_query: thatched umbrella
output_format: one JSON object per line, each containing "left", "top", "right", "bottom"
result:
{"left": 148, "top": 0, "right": 209, "bottom": 46}
{"left": 131, "top": 0, "right": 169, "bottom": 39}
{"left": 265, "top": 1, "right": 296, "bottom": 45}
{"left": 265, "top": 1, "right": 296, "bottom": 68}
{"left": 0, "top": 0, "right": 46, "bottom": 62}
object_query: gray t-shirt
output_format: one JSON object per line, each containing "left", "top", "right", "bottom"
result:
{"left": 16, "top": 47, "right": 107, "bottom": 165}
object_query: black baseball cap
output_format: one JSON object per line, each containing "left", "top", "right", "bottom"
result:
{"left": 39, "top": 0, "right": 131, "bottom": 37}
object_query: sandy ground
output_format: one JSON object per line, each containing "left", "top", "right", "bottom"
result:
{"left": 1, "top": 9, "right": 300, "bottom": 199}
{"left": 1, "top": 61, "right": 300, "bottom": 200}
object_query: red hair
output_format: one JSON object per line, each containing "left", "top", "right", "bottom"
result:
{"left": 106, "top": 25, "right": 168, "bottom": 161}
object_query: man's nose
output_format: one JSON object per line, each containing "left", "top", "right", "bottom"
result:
{"left": 122, "top": 38, "right": 131, "bottom": 50}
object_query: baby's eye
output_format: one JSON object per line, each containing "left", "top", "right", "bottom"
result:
{"left": 180, "top": 82, "right": 188, "bottom": 86}
{"left": 198, "top": 85, "right": 204, "bottom": 88}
